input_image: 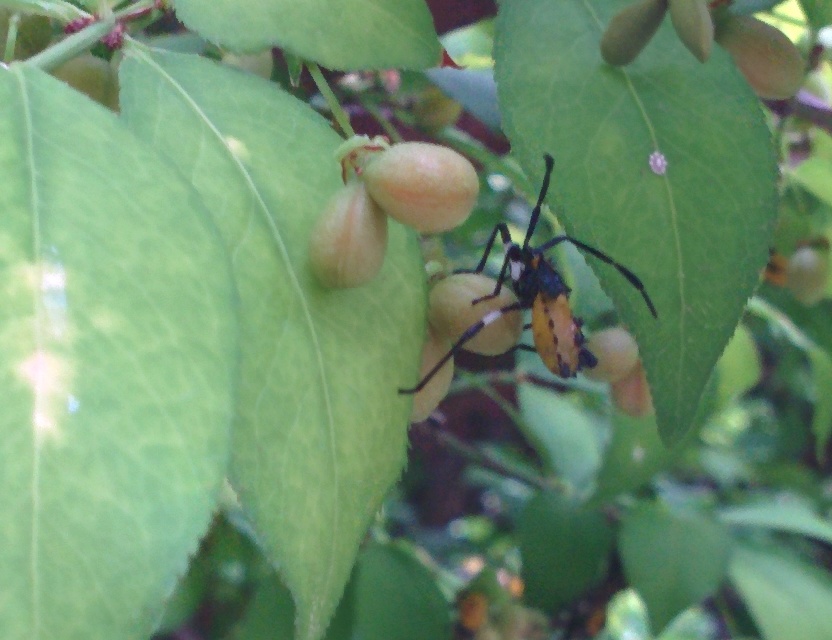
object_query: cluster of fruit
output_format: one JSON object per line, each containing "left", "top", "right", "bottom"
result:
{"left": 601, "top": 0, "right": 804, "bottom": 99}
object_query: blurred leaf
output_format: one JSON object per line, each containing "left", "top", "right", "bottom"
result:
{"left": 517, "top": 384, "right": 603, "bottom": 498}
{"left": 425, "top": 68, "right": 501, "bottom": 131}
{"left": 0, "top": 66, "right": 235, "bottom": 639}
{"left": 790, "top": 159, "right": 832, "bottom": 209}
{"left": 440, "top": 19, "right": 495, "bottom": 68}
{"left": 495, "top": 0, "right": 778, "bottom": 445}
{"left": 716, "top": 324, "right": 761, "bottom": 407}
{"left": 729, "top": 543, "right": 832, "bottom": 640}
{"left": 228, "top": 572, "right": 296, "bottom": 640}
{"left": 807, "top": 346, "right": 832, "bottom": 458}
{"left": 353, "top": 542, "right": 451, "bottom": 640}
{"left": 119, "top": 46, "right": 425, "bottom": 640}
{"left": 799, "top": 0, "right": 832, "bottom": 30}
{"left": 518, "top": 491, "right": 614, "bottom": 612}
{"left": 601, "top": 589, "right": 652, "bottom": 640}
{"left": 657, "top": 608, "right": 718, "bottom": 640}
{"left": 593, "top": 413, "right": 675, "bottom": 503}
{"left": 719, "top": 499, "right": 832, "bottom": 544}
{"left": 619, "top": 503, "right": 732, "bottom": 632}
{"left": 172, "top": 0, "right": 440, "bottom": 70}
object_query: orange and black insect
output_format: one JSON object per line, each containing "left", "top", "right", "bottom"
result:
{"left": 400, "top": 154, "right": 657, "bottom": 395}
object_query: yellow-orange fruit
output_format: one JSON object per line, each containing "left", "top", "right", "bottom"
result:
{"left": 668, "top": 0, "right": 713, "bottom": 62}
{"left": 715, "top": 15, "right": 804, "bottom": 100}
{"left": 410, "top": 328, "right": 455, "bottom": 422}
{"left": 786, "top": 246, "right": 829, "bottom": 305}
{"left": 361, "top": 142, "right": 479, "bottom": 234}
{"left": 600, "top": 0, "right": 668, "bottom": 66}
{"left": 611, "top": 361, "right": 654, "bottom": 417}
{"left": 52, "top": 54, "right": 120, "bottom": 111}
{"left": 308, "top": 181, "right": 388, "bottom": 288}
{"left": 428, "top": 273, "right": 523, "bottom": 356}
{"left": 582, "top": 327, "right": 640, "bottom": 383}
{"left": 413, "top": 86, "right": 463, "bottom": 133}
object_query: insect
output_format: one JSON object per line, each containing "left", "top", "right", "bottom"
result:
{"left": 400, "top": 153, "right": 657, "bottom": 395}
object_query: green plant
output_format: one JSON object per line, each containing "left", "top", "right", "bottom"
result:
{"left": 2, "top": 1, "right": 831, "bottom": 640}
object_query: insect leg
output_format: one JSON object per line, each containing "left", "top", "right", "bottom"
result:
{"left": 399, "top": 301, "right": 524, "bottom": 395}
{"left": 537, "top": 236, "right": 658, "bottom": 318}
{"left": 522, "top": 153, "right": 555, "bottom": 250}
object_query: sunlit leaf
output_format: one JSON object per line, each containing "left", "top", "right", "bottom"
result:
{"left": 119, "top": 46, "right": 425, "bottom": 640}
{"left": 0, "top": 64, "right": 235, "bottom": 639}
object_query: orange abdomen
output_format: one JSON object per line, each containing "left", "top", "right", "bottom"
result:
{"left": 532, "top": 294, "right": 582, "bottom": 377}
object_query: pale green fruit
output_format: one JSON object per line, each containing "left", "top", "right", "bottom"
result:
{"left": 715, "top": 15, "right": 804, "bottom": 100}
{"left": 362, "top": 142, "right": 479, "bottom": 234}
{"left": 668, "top": 0, "right": 714, "bottom": 62}
{"left": 600, "top": 0, "right": 668, "bottom": 66}
{"left": 410, "top": 327, "right": 454, "bottom": 423}
{"left": 786, "top": 246, "right": 829, "bottom": 305}
{"left": 428, "top": 272, "right": 522, "bottom": 356}
{"left": 582, "top": 326, "right": 640, "bottom": 383}
{"left": 308, "top": 181, "right": 388, "bottom": 288}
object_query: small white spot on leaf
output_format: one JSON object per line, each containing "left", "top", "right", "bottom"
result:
{"left": 649, "top": 151, "right": 667, "bottom": 175}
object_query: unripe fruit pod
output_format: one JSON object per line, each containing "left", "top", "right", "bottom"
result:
{"left": 361, "top": 142, "right": 479, "bottom": 234}
{"left": 410, "top": 328, "right": 455, "bottom": 423}
{"left": 668, "top": 0, "right": 713, "bottom": 62}
{"left": 413, "top": 86, "right": 463, "bottom": 133}
{"left": 582, "top": 327, "right": 640, "bottom": 383}
{"left": 52, "top": 54, "right": 120, "bottom": 111}
{"left": 715, "top": 15, "right": 804, "bottom": 100}
{"left": 786, "top": 246, "right": 829, "bottom": 305}
{"left": 308, "top": 181, "right": 388, "bottom": 288}
{"left": 428, "top": 273, "right": 523, "bottom": 356}
{"left": 611, "top": 361, "right": 654, "bottom": 417}
{"left": 600, "top": 0, "right": 668, "bottom": 66}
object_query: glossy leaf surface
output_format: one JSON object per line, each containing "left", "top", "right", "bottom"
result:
{"left": 495, "top": 0, "right": 778, "bottom": 445}
{"left": 119, "top": 47, "right": 425, "bottom": 640}
{"left": 0, "top": 65, "right": 235, "bottom": 639}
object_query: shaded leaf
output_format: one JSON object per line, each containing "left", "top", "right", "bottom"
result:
{"left": 729, "top": 543, "right": 832, "bottom": 640}
{"left": 719, "top": 499, "right": 832, "bottom": 545}
{"left": 619, "top": 503, "right": 732, "bottom": 631}
{"left": 119, "top": 46, "right": 425, "bottom": 640}
{"left": 518, "top": 491, "right": 614, "bottom": 612}
{"left": 494, "top": 0, "right": 778, "bottom": 445}
{"left": 173, "top": 0, "right": 441, "bottom": 70}
{"left": 0, "top": 65, "right": 235, "bottom": 639}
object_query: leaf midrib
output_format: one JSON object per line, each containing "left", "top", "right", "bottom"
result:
{"left": 124, "top": 44, "right": 342, "bottom": 605}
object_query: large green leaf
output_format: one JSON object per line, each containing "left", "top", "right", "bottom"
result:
{"left": 518, "top": 491, "right": 614, "bottom": 612}
{"left": 618, "top": 503, "right": 732, "bottom": 632}
{"left": 173, "top": 0, "right": 441, "bottom": 70}
{"left": 729, "top": 544, "right": 832, "bottom": 640}
{"left": 719, "top": 500, "right": 832, "bottom": 545}
{"left": 0, "top": 65, "right": 235, "bottom": 638}
{"left": 118, "top": 46, "right": 425, "bottom": 640}
{"left": 494, "top": 0, "right": 778, "bottom": 445}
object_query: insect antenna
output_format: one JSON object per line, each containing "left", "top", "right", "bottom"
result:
{"left": 522, "top": 153, "right": 555, "bottom": 250}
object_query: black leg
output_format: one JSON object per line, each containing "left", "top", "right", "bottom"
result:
{"left": 399, "top": 301, "right": 524, "bottom": 395}
{"left": 474, "top": 223, "right": 512, "bottom": 273}
{"left": 522, "top": 154, "right": 555, "bottom": 250}
{"left": 536, "top": 235, "right": 658, "bottom": 318}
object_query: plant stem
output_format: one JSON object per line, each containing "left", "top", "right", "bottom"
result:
{"left": 421, "top": 419, "right": 556, "bottom": 491}
{"left": 25, "top": 14, "right": 115, "bottom": 71}
{"left": 4, "top": 13, "right": 20, "bottom": 63}
{"left": 307, "top": 62, "right": 355, "bottom": 138}
{"left": 359, "top": 96, "right": 403, "bottom": 143}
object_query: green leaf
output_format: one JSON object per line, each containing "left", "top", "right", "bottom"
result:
{"left": 118, "top": 46, "right": 425, "bottom": 640}
{"left": 0, "top": 66, "right": 235, "bottom": 639}
{"left": 518, "top": 491, "right": 614, "bottom": 612}
{"left": 716, "top": 324, "right": 761, "bottom": 406}
{"left": 657, "top": 608, "right": 718, "bottom": 640}
{"left": 352, "top": 542, "right": 451, "bottom": 640}
{"left": 618, "top": 503, "right": 732, "bottom": 632}
{"left": 719, "top": 500, "right": 832, "bottom": 545}
{"left": 592, "top": 413, "right": 674, "bottom": 503}
{"left": 798, "top": 0, "right": 832, "bottom": 30}
{"left": 517, "top": 383, "right": 603, "bottom": 499}
{"left": 229, "top": 572, "right": 297, "bottom": 640}
{"left": 494, "top": 0, "right": 778, "bottom": 445}
{"left": 807, "top": 346, "right": 832, "bottom": 458}
{"left": 172, "top": 0, "right": 441, "bottom": 71}
{"left": 729, "top": 544, "right": 832, "bottom": 640}
{"left": 789, "top": 158, "right": 832, "bottom": 209}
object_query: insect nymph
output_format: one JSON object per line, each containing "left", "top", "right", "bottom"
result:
{"left": 400, "top": 154, "right": 657, "bottom": 395}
